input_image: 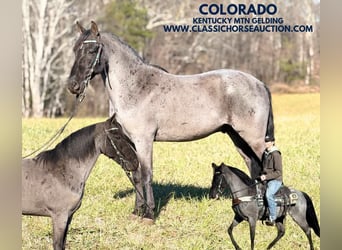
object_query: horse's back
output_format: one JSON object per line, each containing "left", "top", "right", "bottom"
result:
{"left": 151, "top": 69, "right": 269, "bottom": 141}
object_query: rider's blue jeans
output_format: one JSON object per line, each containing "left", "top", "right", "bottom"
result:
{"left": 266, "top": 180, "right": 282, "bottom": 221}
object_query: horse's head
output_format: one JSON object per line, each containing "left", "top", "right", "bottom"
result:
{"left": 209, "top": 163, "right": 228, "bottom": 199}
{"left": 102, "top": 116, "right": 139, "bottom": 171}
{"left": 67, "top": 21, "right": 106, "bottom": 96}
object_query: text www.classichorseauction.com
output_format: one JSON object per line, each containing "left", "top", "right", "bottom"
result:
{"left": 163, "top": 3, "right": 314, "bottom": 33}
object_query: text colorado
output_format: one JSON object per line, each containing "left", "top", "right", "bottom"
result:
{"left": 199, "top": 3, "right": 277, "bottom": 15}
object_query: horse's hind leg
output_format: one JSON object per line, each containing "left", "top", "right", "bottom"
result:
{"left": 267, "top": 219, "right": 285, "bottom": 249}
{"left": 289, "top": 191, "right": 319, "bottom": 250}
{"left": 289, "top": 210, "right": 315, "bottom": 250}
{"left": 228, "top": 215, "right": 243, "bottom": 250}
{"left": 223, "top": 125, "right": 264, "bottom": 179}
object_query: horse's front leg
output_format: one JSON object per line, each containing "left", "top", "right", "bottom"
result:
{"left": 131, "top": 167, "right": 144, "bottom": 217}
{"left": 228, "top": 214, "right": 243, "bottom": 250}
{"left": 267, "top": 219, "right": 285, "bottom": 249}
{"left": 51, "top": 212, "right": 73, "bottom": 250}
{"left": 134, "top": 138, "right": 155, "bottom": 222}
{"left": 248, "top": 217, "right": 257, "bottom": 250}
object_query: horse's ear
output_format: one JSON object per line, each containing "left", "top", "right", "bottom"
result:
{"left": 90, "top": 21, "right": 100, "bottom": 37}
{"left": 211, "top": 163, "right": 217, "bottom": 169}
{"left": 76, "top": 21, "right": 86, "bottom": 34}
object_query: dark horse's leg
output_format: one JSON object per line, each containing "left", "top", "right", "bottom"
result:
{"left": 288, "top": 191, "right": 319, "bottom": 250}
{"left": 228, "top": 214, "right": 244, "bottom": 250}
{"left": 51, "top": 213, "right": 73, "bottom": 250}
{"left": 267, "top": 218, "right": 285, "bottom": 249}
{"left": 248, "top": 217, "right": 257, "bottom": 250}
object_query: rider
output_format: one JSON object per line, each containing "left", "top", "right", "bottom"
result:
{"left": 259, "top": 135, "right": 283, "bottom": 226}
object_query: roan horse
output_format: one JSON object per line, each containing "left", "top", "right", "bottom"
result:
{"left": 209, "top": 163, "right": 320, "bottom": 250}
{"left": 67, "top": 21, "right": 275, "bottom": 221}
{"left": 22, "top": 115, "right": 139, "bottom": 250}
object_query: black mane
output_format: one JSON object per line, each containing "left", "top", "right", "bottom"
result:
{"left": 226, "top": 166, "right": 255, "bottom": 187}
{"left": 35, "top": 124, "right": 98, "bottom": 164}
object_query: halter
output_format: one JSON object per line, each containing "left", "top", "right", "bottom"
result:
{"left": 77, "top": 39, "right": 104, "bottom": 101}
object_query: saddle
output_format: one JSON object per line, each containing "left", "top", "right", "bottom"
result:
{"left": 256, "top": 184, "right": 298, "bottom": 207}
{"left": 231, "top": 184, "right": 298, "bottom": 221}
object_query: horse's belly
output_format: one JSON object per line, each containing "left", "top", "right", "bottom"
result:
{"left": 155, "top": 120, "right": 221, "bottom": 141}
{"left": 22, "top": 200, "right": 50, "bottom": 216}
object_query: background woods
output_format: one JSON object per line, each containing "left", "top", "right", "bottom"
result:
{"left": 22, "top": 0, "right": 320, "bottom": 117}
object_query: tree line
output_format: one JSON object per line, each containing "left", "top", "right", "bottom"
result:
{"left": 22, "top": 0, "right": 320, "bottom": 117}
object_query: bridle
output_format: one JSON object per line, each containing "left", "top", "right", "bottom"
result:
{"left": 105, "top": 126, "right": 151, "bottom": 210}
{"left": 104, "top": 126, "right": 137, "bottom": 173}
{"left": 215, "top": 172, "right": 225, "bottom": 197}
{"left": 76, "top": 39, "right": 104, "bottom": 101}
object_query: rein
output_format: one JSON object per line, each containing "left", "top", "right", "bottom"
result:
{"left": 231, "top": 182, "right": 258, "bottom": 196}
{"left": 22, "top": 95, "right": 84, "bottom": 159}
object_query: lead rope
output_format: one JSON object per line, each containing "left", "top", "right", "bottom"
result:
{"left": 22, "top": 95, "right": 84, "bottom": 159}
{"left": 23, "top": 39, "right": 104, "bottom": 159}
{"left": 105, "top": 128, "right": 151, "bottom": 211}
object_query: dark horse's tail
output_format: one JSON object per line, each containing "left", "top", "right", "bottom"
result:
{"left": 264, "top": 85, "right": 275, "bottom": 140}
{"left": 303, "top": 191, "right": 320, "bottom": 237}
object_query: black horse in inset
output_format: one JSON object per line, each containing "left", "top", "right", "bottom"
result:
{"left": 209, "top": 163, "right": 320, "bottom": 250}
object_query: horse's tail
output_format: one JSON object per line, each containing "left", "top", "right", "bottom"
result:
{"left": 303, "top": 191, "right": 320, "bottom": 237}
{"left": 264, "top": 85, "right": 275, "bottom": 140}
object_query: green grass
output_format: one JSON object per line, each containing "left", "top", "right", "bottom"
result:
{"left": 22, "top": 93, "right": 320, "bottom": 249}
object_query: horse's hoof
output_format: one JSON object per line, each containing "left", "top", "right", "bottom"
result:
{"left": 132, "top": 208, "right": 144, "bottom": 216}
{"left": 129, "top": 213, "right": 141, "bottom": 220}
{"left": 142, "top": 217, "right": 154, "bottom": 225}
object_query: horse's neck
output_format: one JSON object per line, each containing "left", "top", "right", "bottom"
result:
{"left": 104, "top": 34, "right": 144, "bottom": 78}
{"left": 75, "top": 152, "right": 100, "bottom": 184}
{"left": 225, "top": 173, "right": 253, "bottom": 198}
{"left": 102, "top": 34, "right": 146, "bottom": 111}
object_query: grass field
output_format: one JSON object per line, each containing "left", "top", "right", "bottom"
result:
{"left": 22, "top": 93, "right": 320, "bottom": 249}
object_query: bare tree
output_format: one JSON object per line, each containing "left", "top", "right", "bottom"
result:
{"left": 22, "top": 0, "right": 320, "bottom": 117}
{"left": 22, "top": 0, "right": 74, "bottom": 117}
{"left": 22, "top": 0, "right": 110, "bottom": 117}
